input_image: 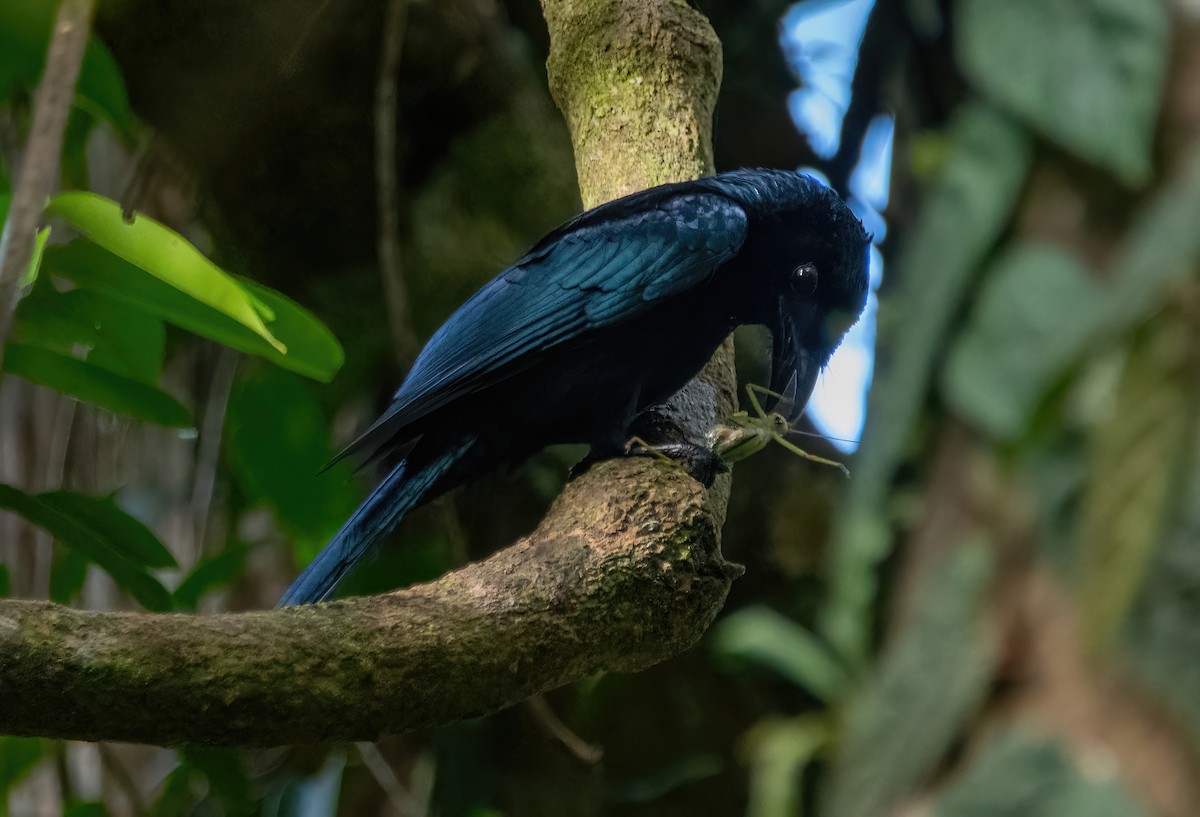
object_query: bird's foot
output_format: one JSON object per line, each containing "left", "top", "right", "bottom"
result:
{"left": 570, "top": 434, "right": 727, "bottom": 488}
{"left": 623, "top": 437, "right": 728, "bottom": 488}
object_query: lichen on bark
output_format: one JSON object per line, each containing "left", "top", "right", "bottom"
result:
{"left": 542, "top": 0, "right": 723, "bottom": 205}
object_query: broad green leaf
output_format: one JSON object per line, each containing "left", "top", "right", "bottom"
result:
{"left": 75, "top": 38, "right": 135, "bottom": 139}
{"left": 958, "top": 0, "right": 1167, "bottom": 186}
{"left": 932, "top": 730, "right": 1145, "bottom": 817}
{"left": 236, "top": 277, "right": 344, "bottom": 382}
{"left": 224, "top": 367, "right": 359, "bottom": 556}
{"left": 178, "top": 748, "right": 254, "bottom": 817}
{"left": 45, "top": 241, "right": 343, "bottom": 381}
{"left": 1080, "top": 317, "right": 1197, "bottom": 653}
{"left": 0, "top": 3, "right": 133, "bottom": 139}
{"left": 3, "top": 343, "right": 190, "bottom": 426}
{"left": 11, "top": 280, "right": 165, "bottom": 383}
{"left": 942, "top": 245, "right": 1104, "bottom": 439}
{"left": 0, "top": 2, "right": 53, "bottom": 104}
{"left": 823, "top": 103, "right": 1032, "bottom": 669}
{"left": 743, "top": 717, "right": 830, "bottom": 817}
{"left": 711, "top": 607, "right": 847, "bottom": 702}
{"left": 46, "top": 192, "right": 286, "bottom": 353}
{"left": 0, "top": 737, "right": 44, "bottom": 797}
{"left": 0, "top": 483, "right": 170, "bottom": 610}
{"left": 50, "top": 546, "right": 90, "bottom": 603}
{"left": 1108, "top": 142, "right": 1200, "bottom": 316}
{"left": 60, "top": 109, "right": 93, "bottom": 187}
{"left": 38, "top": 491, "right": 176, "bottom": 569}
{"left": 824, "top": 541, "right": 997, "bottom": 817}
{"left": 944, "top": 142, "right": 1200, "bottom": 441}
{"left": 173, "top": 543, "right": 249, "bottom": 610}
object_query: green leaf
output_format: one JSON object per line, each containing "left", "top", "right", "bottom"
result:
{"left": 224, "top": 367, "right": 360, "bottom": 556}
{"left": 944, "top": 142, "right": 1200, "bottom": 440}
{"left": 743, "top": 717, "right": 830, "bottom": 817}
{"left": 12, "top": 280, "right": 166, "bottom": 384}
{"left": 46, "top": 192, "right": 287, "bottom": 352}
{"left": 50, "top": 546, "right": 90, "bottom": 604}
{"left": 824, "top": 541, "right": 997, "bottom": 817}
{"left": 173, "top": 543, "right": 249, "bottom": 610}
{"left": 22, "top": 226, "right": 49, "bottom": 288}
{"left": 823, "top": 102, "right": 1032, "bottom": 669}
{"left": 710, "top": 607, "right": 847, "bottom": 702}
{"left": 45, "top": 241, "right": 343, "bottom": 381}
{"left": 1079, "top": 317, "right": 1197, "bottom": 653}
{"left": 1123, "top": 436, "right": 1200, "bottom": 741}
{"left": 0, "top": 737, "right": 44, "bottom": 797}
{"left": 38, "top": 491, "right": 176, "bottom": 569}
{"left": 958, "top": 0, "right": 1167, "bottom": 186}
{"left": 0, "top": 3, "right": 133, "bottom": 139}
{"left": 0, "top": 2, "right": 54, "bottom": 105}
{"left": 932, "top": 730, "right": 1146, "bottom": 817}
{"left": 63, "top": 801, "right": 108, "bottom": 817}
{"left": 942, "top": 245, "right": 1105, "bottom": 438}
{"left": 0, "top": 483, "right": 171, "bottom": 610}
{"left": 236, "top": 276, "right": 344, "bottom": 383}
{"left": 76, "top": 38, "right": 135, "bottom": 139}
{"left": 3, "top": 343, "right": 191, "bottom": 427}
{"left": 179, "top": 748, "right": 254, "bottom": 817}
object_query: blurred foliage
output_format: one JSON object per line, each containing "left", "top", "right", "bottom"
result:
{"left": 958, "top": 0, "right": 1167, "bottom": 186}
{"left": 823, "top": 540, "right": 996, "bottom": 817}
{"left": 823, "top": 101, "right": 1032, "bottom": 669}
{"left": 224, "top": 366, "right": 359, "bottom": 559}
{"left": 931, "top": 729, "right": 1146, "bottom": 817}
{"left": 3, "top": 0, "right": 1200, "bottom": 815}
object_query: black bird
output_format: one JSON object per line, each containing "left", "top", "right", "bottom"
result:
{"left": 279, "top": 169, "right": 870, "bottom": 606}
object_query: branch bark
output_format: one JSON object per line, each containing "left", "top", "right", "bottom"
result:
{"left": 0, "top": 0, "right": 735, "bottom": 747}
{"left": 0, "top": 459, "right": 739, "bottom": 746}
{"left": 0, "top": 0, "right": 95, "bottom": 370}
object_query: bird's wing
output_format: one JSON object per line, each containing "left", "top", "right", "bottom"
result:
{"left": 337, "top": 190, "right": 748, "bottom": 465}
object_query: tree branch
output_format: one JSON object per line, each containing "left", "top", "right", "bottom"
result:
{"left": 0, "top": 0, "right": 736, "bottom": 748}
{"left": 0, "top": 0, "right": 95, "bottom": 369}
{"left": 0, "top": 459, "right": 739, "bottom": 746}
{"left": 375, "top": 0, "right": 420, "bottom": 364}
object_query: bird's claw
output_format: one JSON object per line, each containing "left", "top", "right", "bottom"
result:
{"left": 623, "top": 437, "right": 728, "bottom": 488}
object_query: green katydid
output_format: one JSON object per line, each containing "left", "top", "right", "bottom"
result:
{"left": 707, "top": 384, "right": 850, "bottom": 476}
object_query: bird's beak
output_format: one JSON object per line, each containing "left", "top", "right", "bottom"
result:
{"left": 768, "top": 298, "right": 821, "bottom": 424}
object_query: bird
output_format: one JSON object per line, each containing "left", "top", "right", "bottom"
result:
{"left": 278, "top": 168, "right": 870, "bottom": 606}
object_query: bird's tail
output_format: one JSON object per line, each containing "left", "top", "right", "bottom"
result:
{"left": 277, "top": 436, "right": 476, "bottom": 606}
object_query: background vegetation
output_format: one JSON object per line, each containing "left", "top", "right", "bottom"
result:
{"left": 2, "top": 0, "right": 1198, "bottom": 815}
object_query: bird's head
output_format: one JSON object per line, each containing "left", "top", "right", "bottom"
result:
{"left": 708, "top": 170, "right": 871, "bottom": 421}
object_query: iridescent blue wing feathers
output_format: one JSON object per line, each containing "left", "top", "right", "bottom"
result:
{"left": 335, "top": 191, "right": 749, "bottom": 467}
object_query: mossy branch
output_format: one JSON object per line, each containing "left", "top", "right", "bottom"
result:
{"left": 0, "top": 460, "right": 740, "bottom": 746}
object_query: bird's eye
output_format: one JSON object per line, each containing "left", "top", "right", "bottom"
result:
{"left": 791, "top": 263, "right": 818, "bottom": 295}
